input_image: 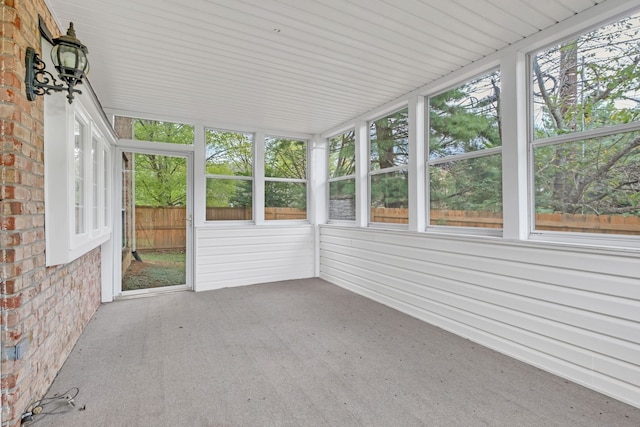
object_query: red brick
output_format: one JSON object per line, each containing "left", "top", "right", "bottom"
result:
{"left": 0, "top": 201, "right": 23, "bottom": 215}
{"left": 1, "top": 248, "right": 16, "bottom": 263}
{"left": 1, "top": 374, "right": 18, "bottom": 389}
{"left": 1, "top": 215, "right": 16, "bottom": 230}
{"left": 0, "top": 152, "right": 16, "bottom": 166}
{"left": 0, "top": 71, "right": 22, "bottom": 89}
{"left": 0, "top": 231, "right": 21, "bottom": 246}
{"left": 1, "top": 294, "right": 22, "bottom": 309}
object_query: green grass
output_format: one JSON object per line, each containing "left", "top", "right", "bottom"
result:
{"left": 122, "top": 250, "right": 186, "bottom": 291}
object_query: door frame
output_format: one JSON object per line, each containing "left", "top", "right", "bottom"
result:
{"left": 113, "top": 143, "right": 194, "bottom": 298}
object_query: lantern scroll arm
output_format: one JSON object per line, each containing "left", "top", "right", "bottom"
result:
{"left": 25, "top": 47, "right": 83, "bottom": 103}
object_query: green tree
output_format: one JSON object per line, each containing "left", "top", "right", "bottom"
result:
{"left": 205, "top": 130, "right": 253, "bottom": 208}
{"left": 532, "top": 14, "right": 640, "bottom": 216}
{"left": 134, "top": 119, "right": 194, "bottom": 145}
{"left": 370, "top": 109, "right": 409, "bottom": 209}
{"left": 429, "top": 71, "right": 502, "bottom": 212}
{"left": 134, "top": 153, "right": 187, "bottom": 207}
{"left": 265, "top": 137, "right": 307, "bottom": 209}
{"left": 127, "top": 119, "right": 193, "bottom": 207}
{"left": 329, "top": 130, "right": 356, "bottom": 178}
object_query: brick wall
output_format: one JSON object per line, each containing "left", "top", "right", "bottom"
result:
{"left": 1, "top": 1, "right": 102, "bottom": 426}
{"left": 329, "top": 196, "right": 355, "bottom": 221}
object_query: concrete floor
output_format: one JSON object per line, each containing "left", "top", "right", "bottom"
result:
{"left": 29, "top": 278, "right": 640, "bottom": 426}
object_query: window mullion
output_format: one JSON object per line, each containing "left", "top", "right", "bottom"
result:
{"left": 428, "top": 146, "right": 503, "bottom": 165}
{"left": 408, "top": 95, "right": 426, "bottom": 232}
{"left": 501, "top": 51, "right": 529, "bottom": 240}
{"left": 355, "top": 121, "right": 369, "bottom": 227}
{"left": 254, "top": 131, "right": 265, "bottom": 225}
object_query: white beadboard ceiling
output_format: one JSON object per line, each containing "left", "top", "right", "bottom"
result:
{"left": 45, "top": 0, "right": 606, "bottom": 135}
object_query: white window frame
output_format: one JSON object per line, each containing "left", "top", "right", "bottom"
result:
{"left": 327, "top": 128, "right": 356, "bottom": 223}
{"left": 368, "top": 106, "right": 409, "bottom": 228}
{"left": 263, "top": 134, "right": 309, "bottom": 222}
{"left": 425, "top": 68, "right": 503, "bottom": 237}
{"left": 43, "top": 40, "right": 115, "bottom": 266}
{"left": 204, "top": 127, "right": 255, "bottom": 223}
{"left": 527, "top": 15, "right": 640, "bottom": 249}
{"left": 102, "top": 142, "right": 112, "bottom": 232}
{"left": 72, "top": 109, "right": 89, "bottom": 240}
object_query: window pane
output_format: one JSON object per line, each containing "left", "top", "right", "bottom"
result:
{"left": 265, "top": 181, "right": 307, "bottom": 220}
{"left": 430, "top": 154, "right": 503, "bottom": 228}
{"left": 532, "top": 13, "right": 640, "bottom": 139}
{"left": 265, "top": 136, "right": 307, "bottom": 179}
{"left": 206, "top": 178, "right": 252, "bottom": 221}
{"left": 370, "top": 170, "right": 408, "bottom": 224}
{"left": 74, "top": 119, "right": 85, "bottom": 234}
{"left": 206, "top": 129, "right": 253, "bottom": 176}
{"left": 329, "top": 130, "right": 355, "bottom": 178}
{"left": 122, "top": 155, "right": 129, "bottom": 248}
{"left": 429, "top": 70, "right": 501, "bottom": 159}
{"left": 329, "top": 179, "right": 355, "bottom": 221}
{"left": 92, "top": 136, "right": 99, "bottom": 231}
{"left": 113, "top": 116, "right": 194, "bottom": 144}
{"left": 533, "top": 131, "right": 640, "bottom": 235}
{"left": 103, "top": 147, "right": 109, "bottom": 228}
{"left": 370, "top": 108, "right": 408, "bottom": 171}
{"left": 134, "top": 154, "right": 187, "bottom": 206}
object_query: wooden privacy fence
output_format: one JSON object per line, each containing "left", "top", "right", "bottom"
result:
{"left": 534, "top": 212, "right": 640, "bottom": 235}
{"left": 135, "top": 206, "right": 187, "bottom": 250}
{"left": 135, "top": 206, "right": 307, "bottom": 249}
{"left": 136, "top": 206, "right": 640, "bottom": 250}
{"left": 203, "top": 207, "right": 307, "bottom": 221}
{"left": 371, "top": 208, "right": 640, "bottom": 235}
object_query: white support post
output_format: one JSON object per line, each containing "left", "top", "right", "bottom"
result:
{"left": 309, "top": 134, "right": 328, "bottom": 226}
{"left": 309, "top": 135, "right": 327, "bottom": 277}
{"left": 355, "top": 121, "right": 369, "bottom": 227}
{"left": 500, "top": 51, "right": 529, "bottom": 241}
{"left": 254, "top": 131, "right": 266, "bottom": 225}
{"left": 193, "top": 124, "right": 206, "bottom": 226}
{"left": 408, "top": 95, "right": 426, "bottom": 232}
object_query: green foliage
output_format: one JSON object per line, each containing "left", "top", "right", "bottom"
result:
{"left": 134, "top": 153, "right": 187, "bottom": 207}
{"left": 330, "top": 178, "right": 355, "bottom": 199}
{"left": 205, "top": 130, "right": 254, "bottom": 209}
{"left": 265, "top": 137, "right": 307, "bottom": 209}
{"left": 534, "top": 132, "right": 640, "bottom": 215}
{"left": 265, "top": 137, "right": 307, "bottom": 179}
{"left": 206, "top": 178, "right": 252, "bottom": 208}
{"left": 133, "top": 119, "right": 194, "bottom": 144}
{"left": 429, "top": 72, "right": 501, "bottom": 159}
{"left": 532, "top": 14, "right": 640, "bottom": 217}
{"left": 370, "top": 109, "right": 408, "bottom": 170}
{"left": 265, "top": 182, "right": 307, "bottom": 209}
{"left": 129, "top": 119, "right": 192, "bottom": 207}
{"left": 368, "top": 109, "right": 409, "bottom": 209}
{"left": 371, "top": 171, "right": 408, "bottom": 209}
{"left": 428, "top": 71, "right": 502, "bottom": 212}
{"left": 206, "top": 130, "right": 252, "bottom": 176}
{"left": 430, "top": 154, "right": 502, "bottom": 212}
{"left": 329, "top": 130, "right": 356, "bottom": 178}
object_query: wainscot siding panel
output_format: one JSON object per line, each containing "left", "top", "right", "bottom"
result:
{"left": 319, "top": 225, "right": 640, "bottom": 408}
{"left": 195, "top": 225, "right": 315, "bottom": 291}
{"left": 321, "top": 255, "right": 638, "bottom": 387}
{"left": 321, "top": 242, "right": 640, "bottom": 335}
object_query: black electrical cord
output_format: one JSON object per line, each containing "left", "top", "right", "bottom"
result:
{"left": 21, "top": 387, "right": 80, "bottom": 425}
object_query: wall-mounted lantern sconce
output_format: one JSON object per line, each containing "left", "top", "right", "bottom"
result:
{"left": 25, "top": 22, "right": 89, "bottom": 104}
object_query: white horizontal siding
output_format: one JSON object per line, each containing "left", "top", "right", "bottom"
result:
{"left": 195, "top": 225, "right": 315, "bottom": 291}
{"left": 319, "top": 225, "right": 640, "bottom": 408}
